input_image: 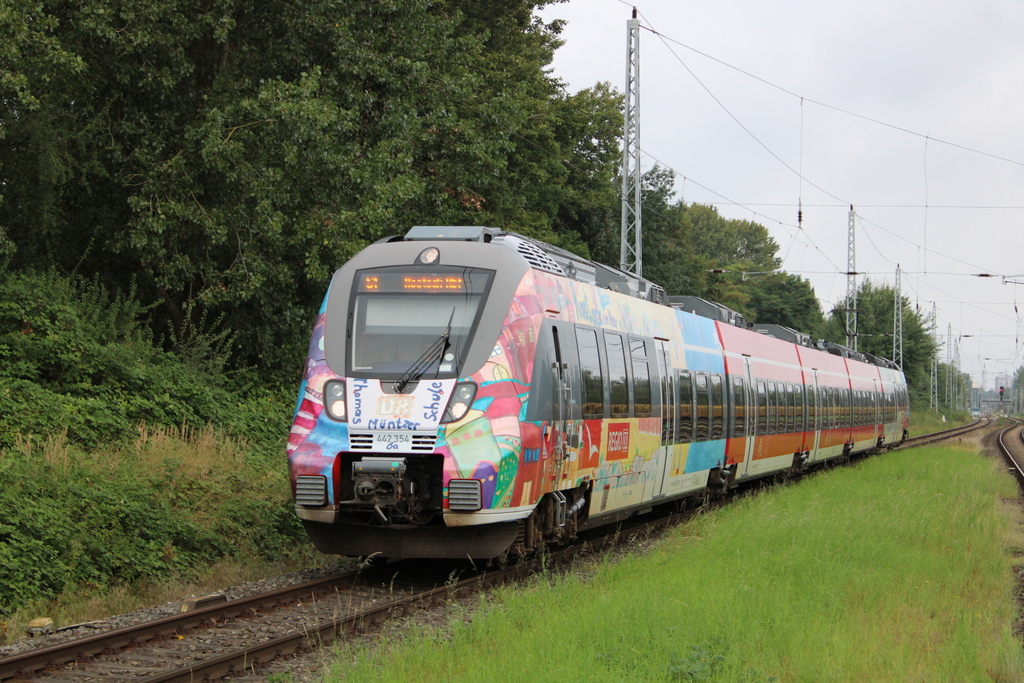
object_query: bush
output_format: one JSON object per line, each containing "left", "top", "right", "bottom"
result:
{"left": 0, "top": 269, "right": 236, "bottom": 449}
{"left": 0, "top": 428, "right": 307, "bottom": 617}
{"left": 0, "top": 268, "right": 310, "bottom": 617}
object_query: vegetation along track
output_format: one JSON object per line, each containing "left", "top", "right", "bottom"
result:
{"left": 0, "top": 420, "right": 990, "bottom": 682}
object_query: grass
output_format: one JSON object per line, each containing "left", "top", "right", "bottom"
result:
{"left": 324, "top": 442, "right": 1024, "bottom": 682}
{"left": 908, "top": 406, "right": 974, "bottom": 437}
{"left": 0, "top": 424, "right": 335, "bottom": 643}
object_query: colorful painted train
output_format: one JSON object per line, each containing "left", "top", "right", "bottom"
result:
{"left": 288, "top": 226, "right": 909, "bottom": 559}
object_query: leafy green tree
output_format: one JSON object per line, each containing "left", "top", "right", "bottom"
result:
{"left": 745, "top": 271, "right": 824, "bottom": 337}
{"left": 682, "top": 203, "right": 781, "bottom": 271}
{"left": 821, "top": 280, "right": 936, "bottom": 403}
{"left": 632, "top": 167, "right": 710, "bottom": 296}
{"left": 0, "top": 0, "right": 623, "bottom": 375}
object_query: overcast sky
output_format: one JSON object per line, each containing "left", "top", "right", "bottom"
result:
{"left": 536, "top": 0, "right": 1024, "bottom": 391}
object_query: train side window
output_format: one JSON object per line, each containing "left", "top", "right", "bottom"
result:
{"left": 732, "top": 376, "right": 746, "bottom": 438}
{"left": 710, "top": 374, "right": 724, "bottom": 439}
{"left": 695, "top": 373, "right": 710, "bottom": 440}
{"left": 632, "top": 357, "right": 652, "bottom": 416}
{"left": 836, "top": 388, "right": 843, "bottom": 429}
{"left": 829, "top": 387, "right": 836, "bottom": 429}
{"left": 786, "top": 384, "right": 796, "bottom": 431}
{"left": 798, "top": 385, "right": 806, "bottom": 432}
{"left": 575, "top": 327, "right": 604, "bottom": 418}
{"left": 783, "top": 384, "right": 790, "bottom": 431}
{"left": 807, "top": 384, "right": 817, "bottom": 431}
{"left": 630, "top": 338, "right": 647, "bottom": 358}
{"left": 679, "top": 371, "right": 694, "bottom": 441}
{"left": 820, "top": 387, "right": 827, "bottom": 429}
{"left": 660, "top": 347, "right": 674, "bottom": 444}
{"left": 786, "top": 384, "right": 794, "bottom": 431}
{"left": 779, "top": 384, "right": 787, "bottom": 432}
{"left": 757, "top": 381, "right": 767, "bottom": 434}
{"left": 840, "top": 389, "right": 847, "bottom": 429}
{"left": 795, "top": 384, "right": 802, "bottom": 431}
{"left": 837, "top": 388, "right": 844, "bottom": 429}
{"left": 767, "top": 382, "right": 778, "bottom": 434}
{"left": 605, "top": 332, "right": 629, "bottom": 418}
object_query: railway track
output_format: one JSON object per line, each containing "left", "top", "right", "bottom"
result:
{"left": 996, "top": 418, "right": 1024, "bottom": 488}
{"left": 0, "top": 418, "right": 993, "bottom": 682}
{"left": 898, "top": 417, "right": 989, "bottom": 449}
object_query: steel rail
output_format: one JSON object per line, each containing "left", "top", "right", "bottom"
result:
{"left": 138, "top": 519, "right": 662, "bottom": 683}
{"left": 899, "top": 418, "right": 988, "bottom": 449}
{"left": 996, "top": 419, "right": 1024, "bottom": 489}
{"left": 0, "top": 570, "right": 374, "bottom": 680}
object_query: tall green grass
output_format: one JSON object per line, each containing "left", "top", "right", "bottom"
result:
{"left": 328, "top": 445, "right": 1024, "bottom": 682}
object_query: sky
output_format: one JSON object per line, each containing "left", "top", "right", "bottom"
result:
{"left": 535, "top": 0, "right": 1024, "bottom": 391}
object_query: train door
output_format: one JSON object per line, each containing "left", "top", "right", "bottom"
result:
{"left": 871, "top": 380, "right": 880, "bottom": 444}
{"left": 550, "top": 325, "right": 571, "bottom": 479}
{"left": 808, "top": 370, "right": 822, "bottom": 462}
{"left": 655, "top": 341, "right": 676, "bottom": 497}
{"left": 738, "top": 356, "right": 757, "bottom": 478}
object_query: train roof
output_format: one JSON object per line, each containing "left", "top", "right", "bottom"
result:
{"left": 389, "top": 225, "right": 901, "bottom": 372}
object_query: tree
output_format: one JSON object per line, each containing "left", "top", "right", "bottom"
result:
{"left": 821, "top": 280, "right": 937, "bottom": 404}
{"left": 683, "top": 203, "right": 781, "bottom": 271}
{"left": 0, "top": 0, "right": 624, "bottom": 375}
{"left": 745, "top": 272, "right": 824, "bottom": 337}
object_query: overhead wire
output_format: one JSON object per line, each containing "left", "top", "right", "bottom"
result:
{"left": 638, "top": 22, "right": 1024, "bottom": 169}
{"left": 602, "top": 2, "right": 1018, "bottom": 375}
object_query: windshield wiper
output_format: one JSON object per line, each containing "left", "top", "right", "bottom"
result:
{"left": 393, "top": 308, "right": 455, "bottom": 394}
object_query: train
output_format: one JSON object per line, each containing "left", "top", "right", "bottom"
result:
{"left": 287, "top": 225, "right": 910, "bottom": 559}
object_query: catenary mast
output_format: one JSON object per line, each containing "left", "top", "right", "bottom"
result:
{"left": 845, "top": 206, "right": 857, "bottom": 350}
{"left": 620, "top": 8, "right": 642, "bottom": 277}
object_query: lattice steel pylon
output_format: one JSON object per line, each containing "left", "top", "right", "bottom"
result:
{"left": 945, "top": 323, "right": 953, "bottom": 408}
{"left": 953, "top": 341, "right": 962, "bottom": 410}
{"left": 845, "top": 206, "right": 857, "bottom": 350}
{"left": 929, "top": 303, "right": 938, "bottom": 410}
{"left": 620, "top": 9, "right": 642, "bottom": 277}
{"left": 893, "top": 265, "right": 903, "bottom": 370}
{"left": 930, "top": 354, "right": 938, "bottom": 410}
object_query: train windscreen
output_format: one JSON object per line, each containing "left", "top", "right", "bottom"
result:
{"left": 348, "top": 266, "right": 494, "bottom": 378}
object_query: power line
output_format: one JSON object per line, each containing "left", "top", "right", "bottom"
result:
{"left": 639, "top": 25, "right": 1024, "bottom": 169}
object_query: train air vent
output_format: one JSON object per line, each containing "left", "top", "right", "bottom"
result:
{"left": 349, "top": 433, "right": 374, "bottom": 450}
{"left": 514, "top": 241, "right": 566, "bottom": 276}
{"left": 295, "top": 475, "right": 328, "bottom": 506}
{"left": 412, "top": 434, "right": 437, "bottom": 451}
{"left": 448, "top": 479, "right": 483, "bottom": 511}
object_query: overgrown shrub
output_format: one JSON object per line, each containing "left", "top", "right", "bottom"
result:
{"left": 0, "top": 428, "right": 307, "bottom": 617}
{"left": 0, "top": 269, "right": 238, "bottom": 449}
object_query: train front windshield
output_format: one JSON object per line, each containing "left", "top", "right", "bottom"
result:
{"left": 348, "top": 266, "right": 494, "bottom": 378}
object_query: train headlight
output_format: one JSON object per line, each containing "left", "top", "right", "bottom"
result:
{"left": 416, "top": 247, "right": 440, "bottom": 265}
{"left": 441, "top": 382, "right": 477, "bottom": 424}
{"left": 323, "top": 380, "right": 347, "bottom": 422}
